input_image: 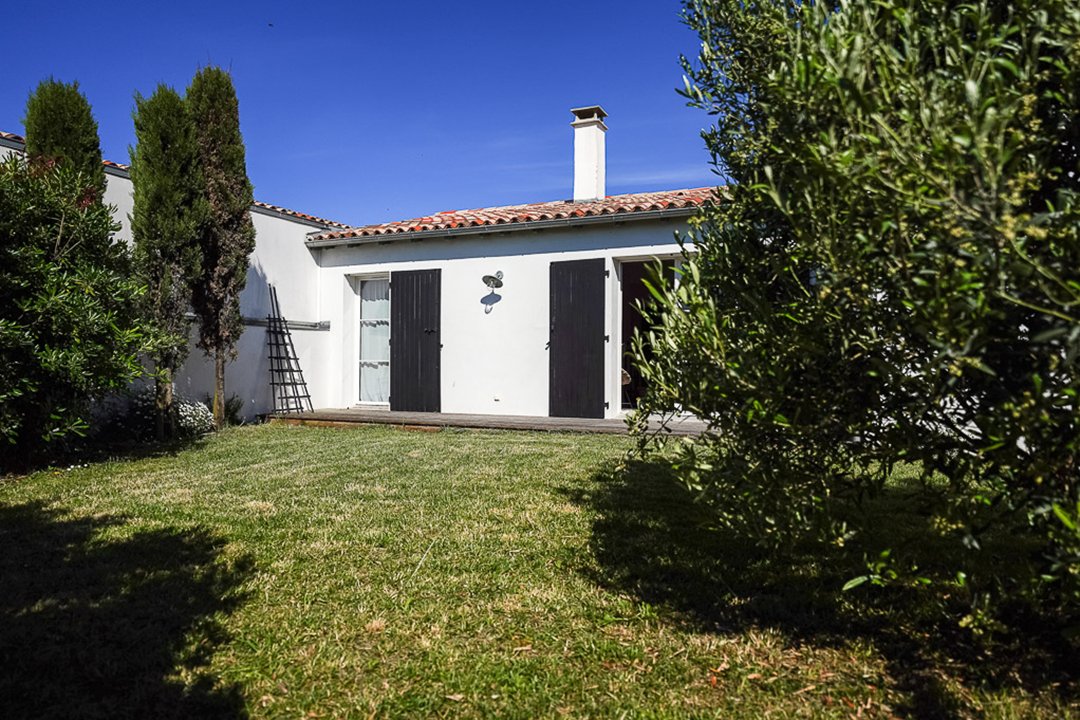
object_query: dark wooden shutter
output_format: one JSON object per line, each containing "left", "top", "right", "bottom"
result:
{"left": 549, "top": 258, "right": 606, "bottom": 418}
{"left": 390, "top": 269, "right": 441, "bottom": 412}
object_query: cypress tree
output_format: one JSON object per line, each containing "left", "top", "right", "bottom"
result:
{"left": 186, "top": 67, "right": 256, "bottom": 429}
{"left": 129, "top": 85, "right": 207, "bottom": 440}
{"left": 23, "top": 78, "right": 107, "bottom": 200}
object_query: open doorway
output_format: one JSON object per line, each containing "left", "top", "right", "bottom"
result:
{"left": 620, "top": 259, "right": 674, "bottom": 410}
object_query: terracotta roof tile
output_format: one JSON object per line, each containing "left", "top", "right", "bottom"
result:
{"left": 310, "top": 187, "right": 717, "bottom": 243}
{"left": 252, "top": 200, "right": 350, "bottom": 228}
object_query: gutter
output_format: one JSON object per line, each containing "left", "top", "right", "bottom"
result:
{"left": 0, "top": 136, "right": 25, "bottom": 153}
{"left": 304, "top": 206, "right": 699, "bottom": 249}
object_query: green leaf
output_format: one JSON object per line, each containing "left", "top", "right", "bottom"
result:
{"left": 842, "top": 576, "right": 870, "bottom": 592}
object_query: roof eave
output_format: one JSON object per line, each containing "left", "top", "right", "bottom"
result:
{"left": 305, "top": 205, "right": 701, "bottom": 249}
{"left": 250, "top": 203, "right": 342, "bottom": 230}
{"left": 0, "top": 136, "right": 27, "bottom": 153}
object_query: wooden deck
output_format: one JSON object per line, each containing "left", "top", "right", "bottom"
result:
{"left": 267, "top": 406, "right": 708, "bottom": 436}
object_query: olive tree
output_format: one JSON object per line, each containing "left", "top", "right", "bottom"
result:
{"left": 634, "top": 0, "right": 1080, "bottom": 622}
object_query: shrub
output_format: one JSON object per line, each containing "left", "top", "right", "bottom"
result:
{"left": 633, "top": 0, "right": 1080, "bottom": 628}
{"left": 0, "top": 156, "right": 147, "bottom": 470}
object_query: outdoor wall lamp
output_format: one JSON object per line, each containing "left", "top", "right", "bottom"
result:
{"left": 481, "top": 271, "right": 503, "bottom": 314}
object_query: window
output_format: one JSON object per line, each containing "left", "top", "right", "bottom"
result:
{"left": 358, "top": 278, "right": 390, "bottom": 403}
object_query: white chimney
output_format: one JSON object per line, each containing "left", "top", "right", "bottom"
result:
{"left": 571, "top": 105, "right": 607, "bottom": 202}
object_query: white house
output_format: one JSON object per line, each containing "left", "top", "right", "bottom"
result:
{"left": 2, "top": 107, "right": 713, "bottom": 421}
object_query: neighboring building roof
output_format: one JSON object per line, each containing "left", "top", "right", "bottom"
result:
{"left": 0, "top": 129, "right": 348, "bottom": 229}
{"left": 252, "top": 201, "right": 350, "bottom": 229}
{"left": 307, "top": 187, "right": 716, "bottom": 247}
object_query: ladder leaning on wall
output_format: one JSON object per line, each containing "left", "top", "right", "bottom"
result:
{"left": 266, "top": 283, "right": 313, "bottom": 414}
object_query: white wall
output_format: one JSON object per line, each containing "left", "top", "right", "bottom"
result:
{"left": 103, "top": 169, "right": 134, "bottom": 244}
{"left": 3, "top": 134, "right": 696, "bottom": 421}
{"left": 316, "top": 220, "right": 688, "bottom": 418}
{"left": 93, "top": 162, "right": 331, "bottom": 420}
{"left": 173, "top": 208, "right": 333, "bottom": 418}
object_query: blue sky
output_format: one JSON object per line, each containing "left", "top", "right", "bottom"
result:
{"left": 2, "top": 0, "right": 719, "bottom": 226}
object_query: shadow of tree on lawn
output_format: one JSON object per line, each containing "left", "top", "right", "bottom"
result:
{"left": 561, "top": 459, "right": 1079, "bottom": 719}
{"left": 1, "top": 430, "right": 212, "bottom": 479}
{"left": 0, "top": 501, "right": 253, "bottom": 719}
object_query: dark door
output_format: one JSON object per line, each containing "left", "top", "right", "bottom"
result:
{"left": 549, "top": 258, "right": 606, "bottom": 418}
{"left": 390, "top": 269, "right": 441, "bottom": 412}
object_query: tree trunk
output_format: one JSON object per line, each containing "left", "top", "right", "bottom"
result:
{"left": 163, "top": 369, "right": 174, "bottom": 439}
{"left": 213, "top": 350, "right": 226, "bottom": 430}
{"left": 154, "top": 368, "right": 174, "bottom": 441}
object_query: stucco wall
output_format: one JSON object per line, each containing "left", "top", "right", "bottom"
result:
{"left": 103, "top": 169, "right": 134, "bottom": 244}
{"left": 172, "top": 209, "right": 333, "bottom": 418}
{"left": 3, "top": 134, "right": 697, "bottom": 421}
{"left": 38, "top": 152, "right": 330, "bottom": 420}
{"left": 315, "top": 220, "right": 688, "bottom": 418}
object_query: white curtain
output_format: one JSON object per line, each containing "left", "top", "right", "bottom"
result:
{"left": 359, "top": 279, "right": 390, "bottom": 403}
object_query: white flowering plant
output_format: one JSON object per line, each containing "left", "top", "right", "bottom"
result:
{"left": 104, "top": 387, "right": 214, "bottom": 442}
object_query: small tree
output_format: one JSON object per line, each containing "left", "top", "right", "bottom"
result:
{"left": 0, "top": 156, "right": 146, "bottom": 470}
{"left": 635, "top": 0, "right": 1080, "bottom": 624}
{"left": 185, "top": 67, "right": 256, "bottom": 429}
{"left": 130, "top": 85, "right": 207, "bottom": 441}
{"left": 23, "top": 78, "right": 106, "bottom": 200}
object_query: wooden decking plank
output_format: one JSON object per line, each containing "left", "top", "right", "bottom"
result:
{"left": 266, "top": 407, "right": 706, "bottom": 436}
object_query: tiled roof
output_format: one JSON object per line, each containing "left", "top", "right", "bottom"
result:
{"left": 252, "top": 200, "right": 350, "bottom": 228}
{"left": 1, "top": 128, "right": 346, "bottom": 229}
{"left": 309, "top": 187, "right": 716, "bottom": 244}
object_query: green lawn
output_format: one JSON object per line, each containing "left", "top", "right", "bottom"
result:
{"left": 0, "top": 424, "right": 1074, "bottom": 718}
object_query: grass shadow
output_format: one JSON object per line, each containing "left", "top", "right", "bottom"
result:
{"left": 0, "top": 501, "right": 253, "bottom": 719}
{"left": 561, "top": 459, "right": 1079, "bottom": 718}
{"left": 1, "top": 433, "right": 213, "bottom": 479}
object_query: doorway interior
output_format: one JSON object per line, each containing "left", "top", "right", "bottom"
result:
{"left": 620, "top": 259, "right": 674, "bottom": 410}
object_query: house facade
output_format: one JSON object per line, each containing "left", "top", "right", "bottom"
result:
{"left": 2, "top": 107, "right": 713, "bottom": 421}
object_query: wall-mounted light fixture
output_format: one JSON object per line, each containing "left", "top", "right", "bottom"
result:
{"left": 481, "top": 271, "right": 503, "bottom": 314}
